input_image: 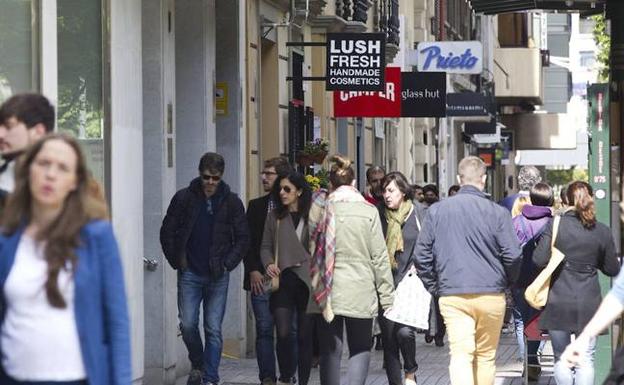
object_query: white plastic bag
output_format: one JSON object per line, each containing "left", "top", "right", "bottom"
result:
{"left": 384, "top": 268, "right": 432, "bottom": 329}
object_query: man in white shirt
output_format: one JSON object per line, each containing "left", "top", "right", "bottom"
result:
{"left": 0, "top": 93, "right": 55, "bottom": 193}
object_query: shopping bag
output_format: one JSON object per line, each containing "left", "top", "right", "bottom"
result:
{"left": 525, "top": 215, "right": 565, "bottom": 309}
{"left": 384, "top": 268, "right": 432, "bottom": 329}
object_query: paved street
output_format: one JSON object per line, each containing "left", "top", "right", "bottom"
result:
{"left": 177, "top": 332, "right": 556, "bottom": 385}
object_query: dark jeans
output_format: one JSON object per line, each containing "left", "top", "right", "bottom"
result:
{"left": 0, "top": 373, "right": 87, "bottom": 385}
{"left": 270, "top": 269, "right": 313, "bottom": 385}
{"left": 379, "top": 315, "right": 417, "bottom": 385}
{"left": 251, "top": 289, "right": 277, "bottom": 382}
{"left": 178, "top": 269, "right": 229, "bottom": 384}
{"left": 511, "top": 288, "right": 540, "bottom": 365}
{"left": 318, "top": 315, "right": 373, "bottom": 385}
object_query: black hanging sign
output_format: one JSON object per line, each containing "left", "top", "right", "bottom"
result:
{"left": 400, "top": 72, "right": 446, "bottom": 117}
{"left": 326, "top": 33, "right": 386, "bottom": 91}
{"left": 446, "top": 92, "right": 488, "bottom": 116}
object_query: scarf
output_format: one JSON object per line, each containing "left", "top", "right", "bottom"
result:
{"left": 309, "top": 185, "right": 368, "bottom": 322}
{"left": 385, "top": 200, "right": 413, "bottom": 270}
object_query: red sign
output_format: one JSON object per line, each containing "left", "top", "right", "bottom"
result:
{"left": 333, "top": 67, "right": 401, "bottom": 117}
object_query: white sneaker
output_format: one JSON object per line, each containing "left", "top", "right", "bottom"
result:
{"left": 404, "top": 378, "right": 417, "bottom": 385}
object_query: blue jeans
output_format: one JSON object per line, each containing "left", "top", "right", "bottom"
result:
{"left": 251, "top": 290, "right": 277, "bottom": 382}
{"left": 511, "top": 288, "right": 540, "bottom": 365}
{"left": 550, "top": 330, "right": 596, "bottom": 385}
{"left": 178, "top": 269, "right": 229, "bottom": 384}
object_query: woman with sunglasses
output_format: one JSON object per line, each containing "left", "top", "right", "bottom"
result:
{"left": 261, "top": 171, "right": 313, "bottom": 385}
{"left": 0, "top": 134, "right": 130, "bottom": 385}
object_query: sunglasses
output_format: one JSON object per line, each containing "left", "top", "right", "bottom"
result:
{"left": 201, "top": 174, "right": 221, "bottom": 182}
{"left": 280, "top": 185, "right": 294, "bottom": 193}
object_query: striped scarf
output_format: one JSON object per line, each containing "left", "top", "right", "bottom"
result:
{"left": 309, "top": 185, "right": 368, "bottom": 322}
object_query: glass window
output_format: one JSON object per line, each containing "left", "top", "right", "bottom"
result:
{"left": 0, "top": 0, "right": 39, "bottom": 103}
{"left": 579, "top": 18, "right": 595, "bottom": 34}
{"left": 579, "top": 51, "right": 596, "bottom": 68}
{"left": 57, "top": 0, "right": 106, "bottom": 187}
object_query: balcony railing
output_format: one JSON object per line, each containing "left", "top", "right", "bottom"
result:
{"left": 336, "top": 0, "right": 370, "bottom": 23}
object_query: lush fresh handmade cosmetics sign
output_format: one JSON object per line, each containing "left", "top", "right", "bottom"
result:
{"left": 416, "top": 41, "right": 483, "bottom": 74}
{"left": 326, "top": 33, "right": 386, "bottom": 91}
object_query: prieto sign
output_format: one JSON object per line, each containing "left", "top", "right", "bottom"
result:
{"left": 416, "top": 41, "right": 483, "bottom": 74}
{"left": 326, "top": 33, "right": 386, "bottom": 91}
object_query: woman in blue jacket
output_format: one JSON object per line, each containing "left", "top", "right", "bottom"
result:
{"left": 0, "top": 134, "right": 131, "bottom": 385}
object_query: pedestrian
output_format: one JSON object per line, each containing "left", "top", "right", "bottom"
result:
{"left": 500, "top": 166, "right": 541, "bottom": 216}
{"left": 447, "top": 185, "right": 460, "bottom": 197}
{"left": 532, "top": 181, "right": 620, "bottom": 385}
{"left": 160, "top": 152, "right": 250, "bottom": 385}
{"left": 378, "top": 172, "right": 420, "bottom": 385}
{"left": 421, "top": 184, "right": 439, "bottom": 208}
{"left": 309, "top": 154, "right": 394, "bottom": 385}
{"left": 364, "top": 165, "right": 385, "bottom": 206}
{"left": 261, "top": 171, "right": 314, "bottom": 385}
{"left": 0, "top": 93, "right": 55, "bottom": 194}
{"left": 560, "top": 266, "right": 624, "bottom": 384}
{"left": 510, "top": 182, "right": 554, "bottom": 381}
{"left": 415, "top": 156, "right": 522, "bottom": 385}
{"left": 0, "top": 133, "right": 130, "bottom": 385}
{"left": 245, "top": 157, "right": 293, "bottom": 385}
{"left": 412, "top": 184, "right": 424, "bottom": 204}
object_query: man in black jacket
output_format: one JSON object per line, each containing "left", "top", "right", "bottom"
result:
{"left": 245, "top": 156, "right": 292, "bottom": 385}
{"left": 160, "top": 152, "right": 250, "bottom": 385}
{"left": 415, "top": 156, "right": 521, "bottom": 385}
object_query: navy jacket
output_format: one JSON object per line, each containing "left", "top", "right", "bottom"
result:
{"left": 160, "top": 178, "right": 250, "bottom": 277}
{"left": 0, "top": 221, "right": 131, "bottom": 385}
{"left": 415, "top": 185, "right": 522, "bottom": 296}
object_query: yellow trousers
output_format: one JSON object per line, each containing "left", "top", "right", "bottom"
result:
{"left": 439, "top": 293, "right": 506, "bottom": 385}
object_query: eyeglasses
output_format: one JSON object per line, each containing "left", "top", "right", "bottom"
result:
{"left": 261, "top": 171, "right": 277, "bottom": 176}
{"left": 280, "top": 186, "right": 293, "bottom": 193}
{"left": 201, "top": 174, "right": 221, "bottom": 182}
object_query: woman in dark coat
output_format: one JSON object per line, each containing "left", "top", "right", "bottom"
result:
{"left": 378, "top": 172, "right": 421, "bottom": 385}
{"left": 533, "top": 181, "right": 620, "bottom": 385}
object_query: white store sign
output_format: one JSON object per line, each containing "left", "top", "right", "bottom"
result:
{"left": 416, "top": 41, "right": 483, "bottom": 74}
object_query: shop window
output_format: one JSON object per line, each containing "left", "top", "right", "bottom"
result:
{"left": 579, "top": 51, "right": 596, "bottom": 68}
{"left": 57, "top": 0, "right": 106, "bottom": 186}
{"left": 0, "top": 0, "right": 39, "bottom": 102}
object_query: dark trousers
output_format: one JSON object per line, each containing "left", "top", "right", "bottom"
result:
{"left": 270, "top": 269, "right": 313, "bottom": 385}
{"left": 379, "top": 315, "right": 418, "bottom": 385}
{"left": 318, "top": 315, "right": 373, "bottom": 385}
{"left": 251, "top": 289, "right": 277, "bottom": 382}
{"left": 0, "top": 372, "right": 87, "bottom": 385}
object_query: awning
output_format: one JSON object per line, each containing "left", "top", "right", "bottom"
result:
{"left": 469, "top": 0, "right": 606, "bottom": 15}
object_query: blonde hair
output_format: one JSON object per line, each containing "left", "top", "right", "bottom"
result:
{"left": 511, "top": 195, "right": 531, "bottom": 217}
{"left": 329, "top": 154, "right": 355, "bottom": 187}
{"left": 458, "top": 156, "right": 486, "bottom": 185}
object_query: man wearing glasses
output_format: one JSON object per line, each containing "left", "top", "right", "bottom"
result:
{"left": 244, "top": 157, "right": 293, "bottom": 385}
{"left": 160, "top": 152, "right": 250, "bottom": 385}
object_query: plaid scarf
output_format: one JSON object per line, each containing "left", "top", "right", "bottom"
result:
{"left": 309, "top": 185, "right": 368, "bottom": 322}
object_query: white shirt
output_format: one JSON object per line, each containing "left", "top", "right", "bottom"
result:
{"left": 0, "top": 161, "right": 15, "bottom": 192}
{"left": 1, "top": 234, "right": 86, "bottom": 381}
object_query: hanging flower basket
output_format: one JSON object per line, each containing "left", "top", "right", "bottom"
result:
{"left": 296, "top": 152, "right": 314, "bottom": 168}
{"left": 311, "top": 150, "right": 328, "bottom": 164}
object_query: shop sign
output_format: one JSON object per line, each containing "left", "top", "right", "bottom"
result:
{"left": 588, "top": 84, "right": 610, "bottom": 210}
{"left": 333, "top": 67, "right": 401, "bottom": 117}
{"left": 446, "top": 92, "right": 488, "bottom": 116}
{"left": 400, "top": 72, "right": 446, "bottom": 117}
{"left": 416, "top": 41, "right": 483, "bottom": 74}
{"left": 326, "top": 33, "right": 386, "bottom": 91}
{"left": 465, "top": 118, "right": 496, "bottom": 135}
{"left": 333, "top": 69, "right": 446, "bottom": 118}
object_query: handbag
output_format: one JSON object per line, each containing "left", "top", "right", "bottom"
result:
{"left": 524, "top": 215, "right": 565, "bottom": 310}
{"left": 262, "top": 219, "right": 281, "bottom": 293}
{"left": 384, "top": 267, "right": 432, "bottom": 329}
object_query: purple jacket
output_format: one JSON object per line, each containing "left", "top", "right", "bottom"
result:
{"left": 512, "top": 205, "right": 552, "bottom": 288}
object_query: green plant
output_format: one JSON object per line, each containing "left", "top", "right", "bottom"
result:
{"left": 315, "top": 168, "right": 329, "bottom": 189}
{"left": 591, "top": 15, "right": 610, "bottom": 82}
{"left": 301, "top": 138, "right": 329, "bottom": 156}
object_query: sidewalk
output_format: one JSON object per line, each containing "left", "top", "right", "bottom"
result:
{"left": 177, "top": 332, "right": 555, "bottom": 385}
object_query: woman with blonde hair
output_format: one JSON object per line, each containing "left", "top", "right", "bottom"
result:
{"left": 0, "top": 134, "right": 130, "bottom": 385}
{"left": 309, "top": 154, "right": 394, "bottom": 385}
{"left": 533, "top": 181, "right": 620, "bottom": 385}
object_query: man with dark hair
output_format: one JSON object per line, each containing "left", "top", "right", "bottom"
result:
{"left": 244, "top": 156, "right": 293, "bottom": 385}
{"left": 422, "top": 184, "right": 439, "bottom": 207}
{"left": 0, "top": 93, "right": 55, "bottom": 192}
{"left": 160, "top": 152, "right": 250, "bottom": 385}
{"left": 364, "top": 165, "right": 385, "bottom": 205}
{"left": 412, "top": 184, "right": 424, "bottom": 203}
